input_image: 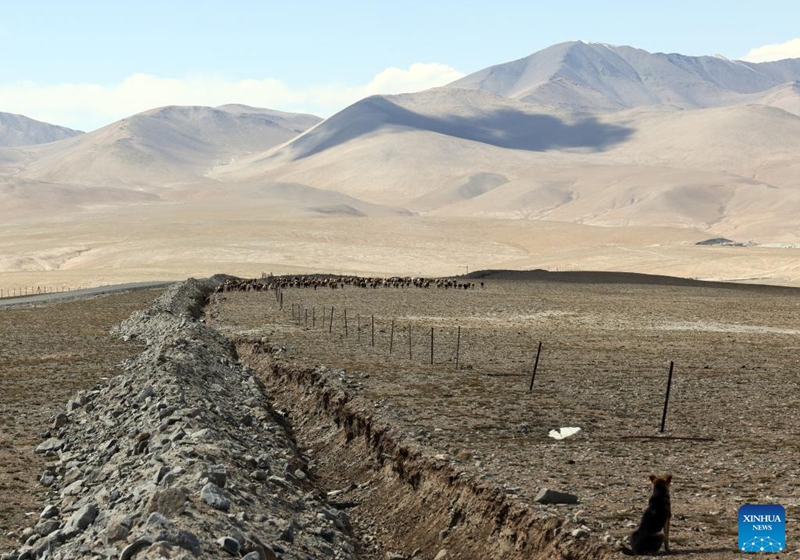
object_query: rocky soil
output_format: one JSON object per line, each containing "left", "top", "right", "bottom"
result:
{"left": 210, "top": 274, "right": 800, "bottom": 559}
{"left": 0, "top": 288, "right": 162, "bottom": 552}
{"left": 8, "top": 271, "right": 799, "bottom": 560}
{"left": 4, "top": 279, "right": 358, "bottom": 560}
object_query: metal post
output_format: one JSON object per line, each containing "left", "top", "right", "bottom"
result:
{"left": 529, "top": 341, "right": 542, "bottom": 392}
{"left": 455, "top": 326, "right": 461, "bottom": 370}
{"left": 430, "top": 327, "right": 434, "bottom": 365}
{"left": 660, "top": 361, "right": 675, "bottom": 433}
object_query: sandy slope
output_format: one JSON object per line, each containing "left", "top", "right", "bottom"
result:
{"left": 212, "top": 90, "right": 800, "bottom": 242}
{"left": 14, "top": 105, "right": 322, "bottom": 188}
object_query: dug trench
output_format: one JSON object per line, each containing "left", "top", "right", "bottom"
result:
{"left": 234, "top": 337, "right": 613, "bottom": 560}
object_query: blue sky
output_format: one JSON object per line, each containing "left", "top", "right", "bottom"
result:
{"left": 2, "top": 0, "right": 799, "bottom": 130}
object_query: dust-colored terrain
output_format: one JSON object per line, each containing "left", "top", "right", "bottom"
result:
{"left": 0, "top": 288, "right": 163, "bottom": 551}
{"left": 4, "top": 209, "right": 800, "bottom": 297}
{"left": 211, "top": 273, "right": 800, "bottom": 558}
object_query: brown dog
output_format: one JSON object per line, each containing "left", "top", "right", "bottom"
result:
{"left": 623, "top": 474, "right": 672, "bottom": 555}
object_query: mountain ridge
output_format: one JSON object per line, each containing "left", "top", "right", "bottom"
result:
{"left": 14, "top": 104, "right": 323, "bottom": 188}
{"left": 448, "top": 41, "right": 800, "bottom": 112}
{"left": 0, "top": 111, "right": 83, "bottom": 148}
{"left": 3, "top": 43, "right": 800, "bottom": 244}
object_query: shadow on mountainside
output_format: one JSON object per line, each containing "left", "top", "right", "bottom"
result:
{"left": 287, "top": 95, "right": 635, "bottom": 160}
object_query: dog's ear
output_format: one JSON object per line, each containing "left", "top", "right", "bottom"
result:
{"left": 649, "top": 474, "right": 657, "bottom": 483}
{"left": 665, "top": 474, "right": 672, "bottom": 484}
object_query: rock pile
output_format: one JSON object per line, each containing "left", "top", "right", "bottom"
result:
{"left": 5, "top": 278, "right": 357, "bottom": 560}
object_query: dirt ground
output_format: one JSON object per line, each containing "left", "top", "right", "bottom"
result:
{"left": 0, "top": 289, "right": 163, "bottom": 551}
{"left": 211, "top": 273, "right": 800, "bottom": 558}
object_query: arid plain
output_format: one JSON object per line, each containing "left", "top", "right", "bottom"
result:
{"left": 3, "top": 205, "right": 800, "bottom": 295}
{"left": 210, "top": 273, "right": 800, "bottom": 558}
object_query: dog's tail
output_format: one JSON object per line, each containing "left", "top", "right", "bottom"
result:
{"left": 629, "top": 530, "right": 664, "bottom": 555}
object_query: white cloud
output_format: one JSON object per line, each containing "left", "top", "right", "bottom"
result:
{"left": 0, "top": 63, "right": 464, "bottom": 132}
{"left": 741, "top": 38, "right": 800, "bottom": 63}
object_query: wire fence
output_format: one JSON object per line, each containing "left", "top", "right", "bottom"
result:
{"left": 0, "top": 285, "right": 80, "bottom": 299}
{"left": 269, "top": 284, "right": 687, "bottom": 433}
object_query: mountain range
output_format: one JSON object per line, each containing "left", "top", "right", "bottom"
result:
{"left": 2, "top": 41, "right": 800, "bottom": 256}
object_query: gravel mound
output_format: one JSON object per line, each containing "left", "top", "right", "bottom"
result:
{"left": 5, "top": 278, "right": 356, "bottom": 560}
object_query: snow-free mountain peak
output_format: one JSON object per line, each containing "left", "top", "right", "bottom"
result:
{"left": 448, "top": 41, "right": 800, "bottom": 112}
{"left": 15, "top": 104, "right": 322, "bottom": 188}
{"left": 0, "top": 111, "right": 83, "bottom": 148}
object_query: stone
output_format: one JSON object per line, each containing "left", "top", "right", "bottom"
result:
{"left": 571, "top": 527, "right": 590, "bottom": 538}
{"left": 52, "top": 412, "right": 68, "bottom": 429}
{"left": 63, "top": 503, "right": 98, "bottom": 538}
{"left": 120, "top": 537, "right": 153, "bottom": 560}
{"left": 34, "top": 519, "right": 60, "bottom": 537}
{"left": 62, "top": 466, "right": 83, "bottom": 485}
{"left": 34, "top": 438, "right": 64, "bottom": 454}
{"left": 278, "top": 522, "right": 294, "bottom": 543}
{"left": 241, "top": 553, "right": 262, "bottom": 560}
{"left": 154, "top": 528, "right": 201, "bottom": 555}
{"left": 206, "top": 464, "right": 227, "bottom": 487}
{"left": 145, "top": 512, "right": 173, "bottom": 529}
{"left": 250, "top": 469, "right": 269, "bottom": 481}
{"left": 217, "top": 536, "right": 240, "bottom": 555}
{"left": 247, "top": 538, "right": 277, "bottom": 560}
{"left": 434, "top": 550, "right": 448, "bottom": 560}
{"left": 534, "top": 488, "right": 579, "bottom": 505}
{"left": 39, "top": 471, "right": 55, "bottom": 486}
{"left": 28, "top": 530, "right": 65, "bottom": 558}
{"left": 60, "top": 479, "right": 84, "bottom": 496}
{"left": 104, "top": 514, "right": 132, "bottom": 542}
{"left": 136, "top": 385, "right": 154, "bottom": 403}
{"left": 153, "top": 465, "right": 169, "bottom": 484}
{"left": 386, "top": 553, "right": 406, "bottom": 560}
{"left": 146, "top": 487, "right": 190, "bottom": 517}
{"left": 200, "top": 482, "right": 230, "bottom": 511}
{"left": 39, "top": 505, "right": 59, "bottom": 519}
